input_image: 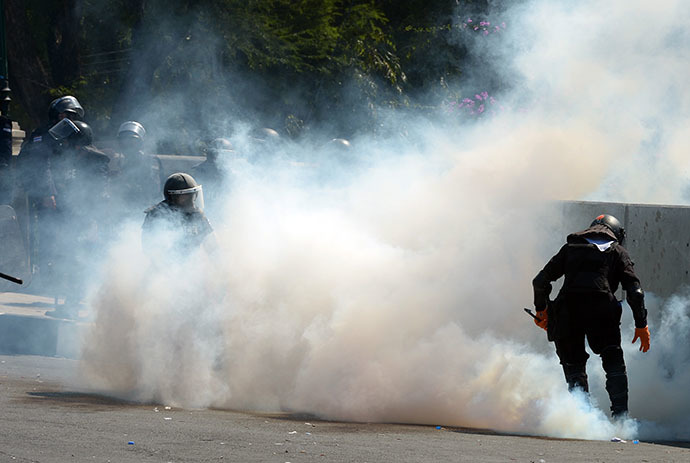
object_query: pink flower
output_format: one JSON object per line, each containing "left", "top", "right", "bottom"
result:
{"left": 478, "top": 104, "right": 485, "bottom": 113}
{"left": 484, "top": 30, "right": 489, "bottom": 35}
{"left": 467, "top": 18, "right": 473, "bottom": 23}
{"left": 481, "top": 91, "right": 488, "bottom": 99}
{"left": 475, "top": 94, "right": 482, "bottom": 100}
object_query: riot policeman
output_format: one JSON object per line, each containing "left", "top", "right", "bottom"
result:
{"left": 45, "top": 119, "right": 110, "bottom": 318}
{"left": 47, "top": 96, "right": 84, "bottom": 123}
{"left": 0, "top": 114, "right": 12, "bottom": 205}
{"left": 249, "top": 127, "right": 280, "bottom": 144}
{"left": 108, "top": 120, "right": 161, "bottom": 213}
{"left": 142, "top": 172, "right": 214, "bottom": 256}
{"left": 18, "top": 95, "right": 85, "bottom": 206}
{"left": 16, "top": 96, "right": 85, "bottom": 284}
{"left": 246, "top": 127, "right": 281, "bottom": 163}
{"left": 325, "top": 137, "right": 353, "bottom": 164}
{"left": 532, "top": 214, "right": 650, "bottom": 419}
{"left": 47, "top": 118, "right": 110, "bottom": 204}
{"left": 0, "top": 81, "right": 12, "bottom": 204}
{"left": 191, "top": 137, "right": 233, "bottom": 203}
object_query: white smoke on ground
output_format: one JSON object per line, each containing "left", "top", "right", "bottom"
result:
{"left": 626, "top": 292, "right": 690, "bottom": 440}
{"left": 77, "top": 0, "right": 690, "bottom": 442}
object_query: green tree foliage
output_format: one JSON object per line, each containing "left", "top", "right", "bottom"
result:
{"left": 8, "top": 0, "right": 493, "bottom": 140}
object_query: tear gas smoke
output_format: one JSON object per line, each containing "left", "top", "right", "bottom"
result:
{"left": 74, "top": 0, "right": 690, "bottom": 442}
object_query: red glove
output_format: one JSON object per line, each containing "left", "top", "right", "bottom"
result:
{"left": 534, "top": 309, "right": 548, "bottom": 331}
{"left": 632, "top": 326, "right": 650, "bottom": 352}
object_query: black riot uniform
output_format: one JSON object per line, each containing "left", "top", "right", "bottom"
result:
{"left": 532, "top": 214, "right": 649, "bottom": 419}
{"left": 191, "top": 137, "right": 234, "bottom": 203}
{"left": 246, "top": 127, "right": 281, "bottom": 163}
{"left": 45, "top": 119, "right": 110, "bottom": 317}
{"left": 142, "top": 172, "right": 213, "bottom": 256}
{"left": 0, "top": 115, "right": 11, "bottom": 166}
{"left": 48, "top": 119, "right": 110, "bottom": 208}
{"left": 17, "top": 96, "right": 85, "bottom": 204}
{"left": 0, "top": 114, "right": 13, "bottom": 204}
{"left": 108, "top": 121, "right": 160, "bottom": 213}
{"left": 16, "top": 96, "right": 85, "bottom": 278}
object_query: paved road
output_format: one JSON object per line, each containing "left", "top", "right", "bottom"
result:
{"left": 1, "top": 354, "right": 689, "bottom": 462}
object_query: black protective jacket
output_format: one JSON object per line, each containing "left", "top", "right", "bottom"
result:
{"left": 142, "top": 200, "right": 213, "bottom": 255}
{"left": 0, "top": 115, "right": 12, "bottom": 168}
{"left": 17, "top": 125, "right": 58, "bottom": 198}
{"left": 108, "top": 150, "right": 161, "bottom": 211}
{"left": 51, "top": 144, "right": 110, "bottom": 211}
{"left": 532, "top": 224, "right": 647, "bottom": 329}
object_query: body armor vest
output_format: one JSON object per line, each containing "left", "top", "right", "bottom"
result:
{"left": 561, "top": 243, "right": 616, "bottom": 295}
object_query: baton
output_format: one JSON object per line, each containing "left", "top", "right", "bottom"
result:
{"left": 523, "top": 307, "right": 542, "bottom": 322}
{"left": 0, "top": 271, "right": 23, "bottom": 285}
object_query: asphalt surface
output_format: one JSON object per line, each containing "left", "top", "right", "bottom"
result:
{"left": 0, "top": 354, "right": 689, "bottom": 463}
{"left": 2, "top": 292, "right": 690, "bottom": 462}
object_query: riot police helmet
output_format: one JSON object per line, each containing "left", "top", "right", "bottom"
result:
{"left": 71, "top": 121, "right": 93, "bottom": 146}
{"left": 118, "top": 121, "right": 146, "bottom": 140}
{"left": 48, "top": 119, "right": 93, "bottom": 147}
{"left": 590, "top": 214, "right": 625, "bottom": 243}
{"left": 118, "top": 121, "right": 146, "bottom": 153}
{"left": 206, "top": 137, "right": 234, "bottom": 161}
{"left": 324, "top": 137, "right": 355, "bottom": 165}
{"left": 48, "top": 119, "right": 94, "bottom": 146}
{"left": 48, "top": 96, "right": 84, "bottom": 123}
{"left": 250, "top": 127, "right": 280, "bottom": 143}
{"left": 328, "top": 138, "right": 352, "bottom": 150}
{"left": 164, "top": 172, "right": 204, "bottom": 212}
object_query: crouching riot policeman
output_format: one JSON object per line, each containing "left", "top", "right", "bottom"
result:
{"left": 532, "top": 214, "right": 650, "bottom": 419}
{"left": 142, "top": 172, "right": 215, "bottom": 256}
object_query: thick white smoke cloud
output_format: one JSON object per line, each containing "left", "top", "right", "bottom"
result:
{"left": 507, "top": 0, "right": 690, "bottom": 204}
{"left": 77, "top": 0, "right": 690, "bottom": 442}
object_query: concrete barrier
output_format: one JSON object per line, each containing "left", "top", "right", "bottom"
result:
{"left": 0, "top": 293, "right": 84, "bottom": 358}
